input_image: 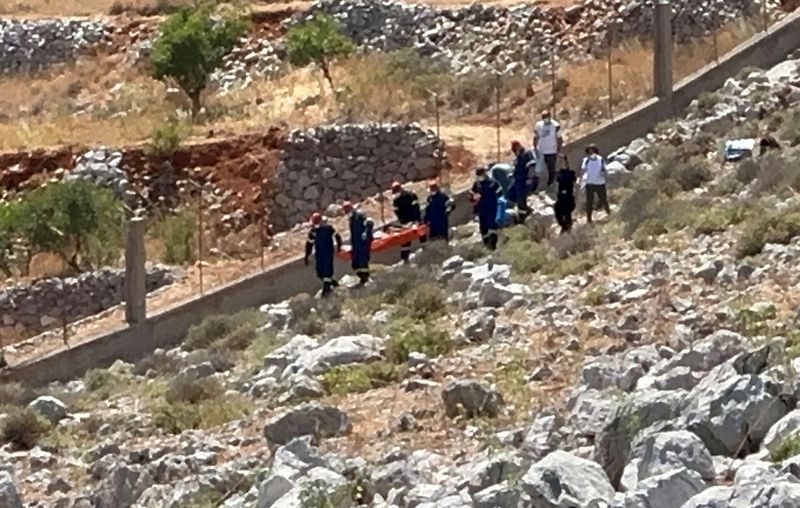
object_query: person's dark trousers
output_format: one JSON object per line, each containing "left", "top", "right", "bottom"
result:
{"left": 585, "top": 184, "right": 610, "bottom": 223}
{"left": 543, "top": 153, "right": 558, "bottom": 188}
{"left": 479, "top": 221, "right": 498, "bottom": 251}
{"left": 554, "top": 194, "right": 574, "bottom": 233}
{"left": 514, "top": 179, "right": 530, "bottom": 217}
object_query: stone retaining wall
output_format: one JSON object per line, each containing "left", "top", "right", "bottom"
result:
{"left": 0, "top": 19, "right": 112, "bottom": 74}
{"left": 0, "top": 266, "right": 179, "bottom": 342}
{"left": 270, "top": 123, "right": 446, "bottom": 229}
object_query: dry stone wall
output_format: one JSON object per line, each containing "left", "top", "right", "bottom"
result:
{"left": 0, "top": 266, "right": 178, "bottom": 342}
{"left": 292, "top": 0, "right": 781, "bottom": 79}
{"left": 0, "top": 19, "right": 112, "bottom": 74}
{"left": 271, "top": 123, "right": 446, "bottom": 229}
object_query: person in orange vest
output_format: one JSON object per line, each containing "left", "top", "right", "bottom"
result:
{"left": 304, "top": 213, "right": 342, "bottom": 296}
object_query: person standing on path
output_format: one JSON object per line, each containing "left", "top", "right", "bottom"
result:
{"left": 471, "top": 166, "right": 504, "bottom": 250}
{"left": 342, "top": 201, "right": 373, "bottom": 286}
{"left": 510, "top": 140, "right": 536, "bottom": 219}
{"left": 553, "top": 154, "right": 577, "bottom": 234}
{"left": 424, "top": 181, "right": 455, "bottom": 241}
{"left": 533, "top": 110, "right": 563, "bottom": 192}
{"left": 579, "top": 144, "right": 611, "bottom": 224}
{"left": 391, "top": 181, "right": 423, "bottom": 263}
{"left": 304, "top": 213, "right": 342, "bottom": 297}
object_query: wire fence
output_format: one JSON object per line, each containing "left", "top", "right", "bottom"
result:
{"left": 0, "top": 9, "right": 791, "bottom": 360}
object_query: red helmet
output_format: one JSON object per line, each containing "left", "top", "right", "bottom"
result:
{"left": 391, "top": 181, "right": 402, "bottom": 193}
{"left": 342, "top": 201, "right": 354, "bottom": 212}
{"left": 310, "top": 212, "right": 322, "bottom": 225}
{"left": 428, "top": 180, "right": 440, "bottom": 192}
{"left": 510, "top": 140, "right": 522, "bottom": 151}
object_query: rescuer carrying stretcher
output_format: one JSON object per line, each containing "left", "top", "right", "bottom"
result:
{"left": 304, "top": 213, "right": 342, "bottom": 297}
{"left": 391, "top": 181, "right": 424, "bottom": 263}
{"left": 424, "top": 180, "right": 455, "bottom": 241}
{"left": 342, "top": 201, "right": 374, "bottom": 286}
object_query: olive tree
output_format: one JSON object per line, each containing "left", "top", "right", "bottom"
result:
{"left": 150, "top": 3, "right": 248, "bottom": 117}
{"left": 285, "top": 14, "right": 355, "bottom": 91}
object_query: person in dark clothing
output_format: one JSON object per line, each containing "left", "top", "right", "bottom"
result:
{"left": 304, "top": 213, "right": 342, "bottom": 297}
{"left": 471, "top": 166, "right": 504, "bottom": 250}
{"left": 553, "top": 154, "right": 577, "bottom": 234}
{"left": 342, "top": 201, "right": 373, "bottom": 286}
{"left": 424, "top": 181, "right": 455, "bottom": 241}
{"left": 510, "top": 140, "right": 536, "bottom": 218}
{"left": 759, "top": 134, "right": 781, "bottom": 156}
{"left": 392, "top": 181, "right": 423, "bottom": 263}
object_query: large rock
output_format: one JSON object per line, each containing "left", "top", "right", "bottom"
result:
{"left": 291, "top": 334, "right": 384, "bottom": 374}
{"left": 0, "top": 473, "right": 22, "bottom": 508}
{"left": 93, "top": 463, "right": 154, "bottom": 508}
{"left": 682, "top": 343, "right": 792, "bottom": 456}
{"left": 441, "top": 380, "right": 504, "bottom": 418}
{"left": 761, "top": 409, "right": 800, "bottom": 457}
{"left": 263, "top": 404, "right": 352, "bottom": 445}
{"left": 624, "top": 468, "right": 708, "bottom": 508}
{"left": 651, "top": 330, "right": 746, "bottom": 377}
{"left": 594, "top": 390, "right": 685, "bottom": 488}
{"left": 473, "top": 484, "right": 520, "bottom": 508}
{"left": 521, "top": 450, "right": 615, "bottom": 508}
{"left": 624, "top": 431, "right": 715, "bottom": 488}
{"left": 28, "top": 396, "right": 69, "bottom": 424}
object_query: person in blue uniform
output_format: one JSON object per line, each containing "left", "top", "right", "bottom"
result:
{"left": 304, "top": 212, "right": 342, "bottom": 297}
{"left": 342, "top": 201, "right": 374, "bottom": 286}
{"left": 424, "top": 181, "right": 455, "bottom": 241}
{"left": 470, "top": 166, "right": 503, "bottom": 250}
{"left": 510, "top": 140, "right": 536, "bottom": 218}
{"left": 391, "top": 181, "right": 423, "bottom": 263}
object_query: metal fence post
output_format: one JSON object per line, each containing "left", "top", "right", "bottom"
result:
{"left": 550, "top": 40, "right": 557, "bottom": 115}
{"left": 653, "top": 0, "right": 674, "bottom": 99}
{"left": 197, "top": 184, "right": 204, "bottom": 295}
{"left": 495, "top": 74, "right": 501, "bottom": 162}
{"left": 607, "top": 26, "right": 615, "bottom": 120}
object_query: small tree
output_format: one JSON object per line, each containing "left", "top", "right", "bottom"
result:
{"left": 16, "top": 180, "right": 123, "bottom": 274}
{"left": 150, "top": 3, "right": 248, "bottom": 117}
{"left": 0, "top": 199, "right": 23, "bottom": 277}
{"left": 285, "top": 14, "right": 355, "bottom": 91}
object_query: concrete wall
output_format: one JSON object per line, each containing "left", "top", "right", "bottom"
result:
{"left": 7, "top": 10, "right": 800, "bottom": 387}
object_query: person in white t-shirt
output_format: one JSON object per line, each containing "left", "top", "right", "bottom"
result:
{"left": 579, "top": 144, "right": 611, "bottom": 223}
{"left": 533, "top": 110, "right": 563, "bottom": 189}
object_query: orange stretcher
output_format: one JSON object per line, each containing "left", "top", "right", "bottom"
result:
{"left": 336, "top": 224, "right": 428, "bottom": 261}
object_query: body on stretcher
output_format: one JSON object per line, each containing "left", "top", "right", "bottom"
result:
{"left": 336, "top": 224, "right": 428, "bottom": 261}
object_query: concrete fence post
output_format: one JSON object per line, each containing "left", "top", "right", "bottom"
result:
{"left": 653, "top": 0, "right": 674, "bottom": 99}
{"left": 124, "top": 217, "right": 146, "bottom": 326}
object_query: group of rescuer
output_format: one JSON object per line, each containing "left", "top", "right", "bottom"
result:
{"left": 305, "top": 110, "right": 612, "bottom": 296}
{"left": 304, "top": 180, "right": 454, "bottom": 296}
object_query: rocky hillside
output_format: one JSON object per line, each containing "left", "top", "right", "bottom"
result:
{"left": 4, "top": 50, "right": 800, "bottom": 508}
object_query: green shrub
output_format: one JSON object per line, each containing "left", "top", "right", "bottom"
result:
{"left": 148, "top": 118, "right": 188, "bottom": 156}
{"left": 324, "top": 317, "right": 371, "bottom": 341}
{"left": 736, "top": 207, "right": 800, "bottom": 257}
{"left": 547, "top": 251, "right": 603, "bottom": 278}
{"left": 151, "top": 4, "right": 248, "bottom": 115}
{"left": 771, "top": 432, "right": 800, "bottom": 462}
{"left": 1, "top": 407, "right": 51, "bottom": 450}
{"left": 184, "top": 309, "right": 266, "bottom": 351}
{"left": 14, "top": 180, "right": 123, "bottom": 273}
{"left": 152, "top": 395, "right": 252, "bottom": 434}
{"left": 165, "top": 376, "right": 223, "bottom": 405}
{"left": 550, "top": 225, "right": 596, "bottom": 260}
{"left": 394, "top": 283, "right": 446, "bottom": 320}
{"left": 0, "top": 382, "right": 36, "bottom": 409}
{"left": 154, "top": 209, "right": 197, "bottom": 265}
{"left": 285, "top": 14, "right": 355, "bottom": 90}
{"left": 696, "top": 92, "right": 721, "bottom": 111}
{"left": 321, "top": 361, "right": 407, "bottom": 395}
{"left": 668, "top": 155, "right": 713, "bottom": 191}
{"left": 384, "top": 318, "right": 452, "bottom": 363}
{"left": 498, "top": 227, "right": 550, "bottom": 275}
{"left": 84, "top": 369, "right": 119, "bottom": 394}
{"left": 583, "top": 285, "right": 607, "bottom": 306}
{"left": 287, "top": 296, "right": 342, "bottom": 336}
{"left": 692, "top": 205, "right": 749, "bottom": 236}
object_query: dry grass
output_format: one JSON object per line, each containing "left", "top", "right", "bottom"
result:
{"left": 0, "top": 17, "right": 766, "bottom": 155}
